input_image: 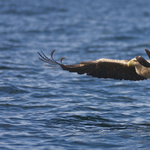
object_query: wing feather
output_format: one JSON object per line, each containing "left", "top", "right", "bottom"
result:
{"left": 145, "top": 48, "right": 150, "bottom": 58}
{"left": 38, "top": 51, "right": 147, "bottom": 81}
{"left": 136, "top": 56, "right": 150, "bottom": 68}
{"left": 136, "top": 49, "right": 150, "bottom": 67}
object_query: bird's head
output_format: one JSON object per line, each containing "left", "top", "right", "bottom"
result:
{"left": 128, "top": 58, "right": 139, "bottom": 67}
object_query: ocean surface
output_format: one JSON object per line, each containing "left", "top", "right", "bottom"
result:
{"left": 1, "top": 0, "right": 150, "bottom": 149}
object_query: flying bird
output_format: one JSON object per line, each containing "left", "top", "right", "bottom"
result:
{"left": 38, "top": 49, "right": 150, "bottom": 81}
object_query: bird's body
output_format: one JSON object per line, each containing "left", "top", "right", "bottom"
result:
{"left": 135, "top": 63, "right": 150, "bottom": 78}
{"left": 38, "top": 49, "right": 150, "bottom": 81}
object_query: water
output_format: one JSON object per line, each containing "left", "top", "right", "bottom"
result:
{"left": 1, "top": 0, "right": 150, "bottom": 149}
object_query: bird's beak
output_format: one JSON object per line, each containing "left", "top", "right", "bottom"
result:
{"left": 128, "top": 60, "right": 133, "bottom": 67}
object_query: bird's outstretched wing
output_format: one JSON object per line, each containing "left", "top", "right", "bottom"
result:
{"left": 136, "top": 56, "right": 150, "bottom": 68}
{"left": 38, "top": 50, "right": 147, "bottom": 81}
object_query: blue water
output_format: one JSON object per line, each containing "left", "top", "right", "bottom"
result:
{"left": 1, "top": 0, "right": 150, "bottom": 149}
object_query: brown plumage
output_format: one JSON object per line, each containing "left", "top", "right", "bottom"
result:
{"left": 136, "top": 49, "right": 150, "bottom": 68}
{"left": 38, "top": 49, "right": 150, "bottom": 81}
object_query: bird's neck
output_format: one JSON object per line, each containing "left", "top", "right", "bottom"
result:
{"left": 135, "top": 65, "right": 143, "bottom": 77}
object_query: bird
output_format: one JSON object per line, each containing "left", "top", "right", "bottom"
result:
{"left": 38, "top": 48, "right": 150, "bottom": 81}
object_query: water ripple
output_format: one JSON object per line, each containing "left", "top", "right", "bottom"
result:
{"left": 1, "top": 0, "right": 150, "bottom": 149}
